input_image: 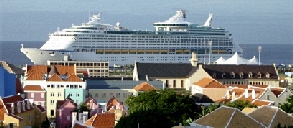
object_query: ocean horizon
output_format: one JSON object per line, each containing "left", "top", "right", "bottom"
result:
{"left": 0, "top": 41, "right": 292, "bottom": 66}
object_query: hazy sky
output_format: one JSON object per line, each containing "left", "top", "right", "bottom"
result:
{"left": 0, "top": 0, "right": 292, "bottom": 44}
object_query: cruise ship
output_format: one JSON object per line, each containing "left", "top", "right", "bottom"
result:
{"left": 21, "top": 10, "right": 243, "bottom": 66}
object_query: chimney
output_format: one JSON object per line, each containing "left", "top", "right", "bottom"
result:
{"left": 11, "top": 103, "right": 14, "bottom": 113}
{"left": 72, "top": 112, "right": 77, "bottom": 127}
{"left": 146, "top": 75, "right": 149, "bottom": 81}
{"left": 244, "top": 89, "right": 249, "bottom": 98}
{"left": 252, "top": 89, "right": 256, "bottom": 99}
{"left": 226, "top": 90, "right": 230, "bottom": 99}
{"left": 22, "top": 101, "right": 25, "bottom": 111}
{"left": 83, "top": 111, "right": 88, "bottom": 123}
{"left": 189, "top": 52, "right": 198, "bottom": 66}
{"left": 79, "top": 112, "right": 83, "bottom": 123}
{"left": 232, "top": 91, "right": 236, "bottom": 100}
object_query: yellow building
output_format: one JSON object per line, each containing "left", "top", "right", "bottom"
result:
{"left": 0, "top": 95, "right": 46, "bottom": 128}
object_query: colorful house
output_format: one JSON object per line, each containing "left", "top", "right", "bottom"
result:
{"left": 21, "top": 64, "right": 86, "bottom": 118}
{"left": 84, "top": 97, "right": 102, "bottom": 117}
{"left": 56, "top": 95, "right": 77, "bottom": 128}
{"left": 0, "top": 66, "right": 16, "bottom": 97}
{"left": 23, "top": 85, "right": 46, "bottom": 107}
{"left": 0, "top": 94, "right": 46, "bottom": 128}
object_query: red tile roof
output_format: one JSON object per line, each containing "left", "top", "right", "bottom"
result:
{"left": 66, "top": 74, "right": 83, "bottom": 82}
{"left": 106, "top": 97, "right": 119, "bottom": 111}
{"left": 92, "top": 113, "right": 115, "bottom": 128}
{"left": 134, "top": 82, "right": 156, "bottom": 91}
{"left": 23, "top": 85, "right": 44, "bottom": 91}
{"left": 193, "top": 77, "right": 214, "bottom": 87}
{"left": 47, "top": 73, "right": 63, "bottom": 81}
{"left": 0, "top": 95, "right": 36, "bottom": 121}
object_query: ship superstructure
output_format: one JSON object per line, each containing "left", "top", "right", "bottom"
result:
{"left": 21, "top": 10, "right": 243, "bottom": 66}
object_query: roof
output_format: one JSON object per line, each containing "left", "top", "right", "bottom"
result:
{"left": 248, "top": 106, "right": 293, "bottom": 127}
{"left": 134, "top": 82, "right": 157, "bottom": 91}
{"left": 107, "top": 97, "right": 119, "bottom": 111}
{"left": 56, "top": 96, "right": 76, "bottom": 109}
{"left": 194, "top": 106, "right": 265, "bottom": 128}
{"left": 47, "top": 73, "right": 63, "bottom": 81}
{"left": 23, "top": 85, "right": 44, "bottom": 91}
{"left": 135, "top": 62, "right": 197, "bottom": 80}
{"left": 270, "top": 88, "right": 286, "bottom": 98}
{"left": 0, "top": 95, "right": 35, "bottom": 121}
{"left": 193, "top": 77, "right": 226, "bottom": 88}
{"left": 242, "top": 107, "right": 257, "bottom": 114}
{"left": 86, "top": 80, "right": 163, "bottom": 90}
{"left": 203, "top": 64, "right": 278, "bottom": 79}
{"left": 73, "top": 122, "right": 89, "bottom": 128}
{"left": 0, "top": 61, "right": 25, "bottom": 75}
{"left": 66, "top": 74, "right": 83, "bottom": 82}
{"left": 91, "top": 113, "right": 115, "bottom": 128}
{"left": 36, "top": 105, "right": 46, "bottom": 113}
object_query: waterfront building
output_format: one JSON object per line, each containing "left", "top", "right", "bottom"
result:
{"left": 47, "top": 57, "right": 109, "bottom": 77}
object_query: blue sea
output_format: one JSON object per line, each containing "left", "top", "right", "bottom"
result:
{"left": 0, "top": 41, "right": 292, "bottom": 66}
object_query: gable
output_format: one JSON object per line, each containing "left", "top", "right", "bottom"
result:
{"left": 47, "top": 74, "right": 63, "bottom": 81}
{"left": 66, "top": 74, "right": 82, "bottom": 82}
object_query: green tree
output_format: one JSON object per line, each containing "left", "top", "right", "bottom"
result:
{"left": 224, "top": 100, "right": 257, "bottom": 111}
{"left": 116, "top": 89, "right": 200, "bottom": 127}
{"left": 199, "top": 104, "right": 221, "bottom": 117}
{"left": 279, "top": 95, "right": 293, "bottom": 113}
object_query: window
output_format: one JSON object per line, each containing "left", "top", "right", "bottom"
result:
{"left": 67, "top": 116, "right": 70, "bottom": 121}
{"left": 181, "top": 80, "right": 184, "bottom": 88}
{"left": 102, "top": 93, "right": 106, "bottom": 98}
{"left": 69, "top": 93, "right": 72, "bottom": 97}
{"left": 28, "top": 115, "right": 31, "bottom": 122}
{"left": 51, "top": 110, "right": 54, "bottom": 116}
{"left": 258, "top": 72, "right": 262, "bottom": 78}
{"left": 222, "top": 73, "right": 226, "bottom": 78}
{"left": 76, "top": 93, "right": 79, "bottom": 97}
{"left": 173, "top": 80, "right": 176, "bottom": 88}
{"left": 116, "top": 93, "right": 120, "bottom": 98}
{"left": 231, "top": 72, "right": 235, "bottom": 78}
{"left": 51, "top": 92, "right": 54, "bottom": 97}
{"left": 8, "top": 123, "right": 14, "bottom": 128}
{"left": 123, "top": 93, "right": 127, "bottom": 98}
{"left": 166, "top": 80, "right": 169, "bottom": 88}
{"left": 95, "top": 93, "right": 98, "bottom": 98}
{"left": 58, "top": 92, "right": 61, "bottom": 97}
{"left": 41, "top": 93, "right": 44, "bottom": 98}
{"left": 239, "top": 72, "right": 244, "bottom": 78}
{"left": 51, "top": 100, "right": 54, "bottom": 104}
{"left": 110, "top": 93, "right": 114, "bottom": 97}
{"left": 267, "top": 95, "right": 270, "bottom": 100}
{"left": 31, "top": 93, "right": 34, "bottom": 98}
{"left": 248, "top": 72, "right": 253, "bottom": 78}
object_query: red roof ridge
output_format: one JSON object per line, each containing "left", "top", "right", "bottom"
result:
{"left": 47, "top": 73, "right": 63, "bottom": 81}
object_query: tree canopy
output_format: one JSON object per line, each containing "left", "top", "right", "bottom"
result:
{"left": 224, "top": 100, "right": 257, "bottom": 111}
{"left": 116, "top": 89, "right": 200, "bottom": 128}
{"left": 279, "top": 95, "right": 293, "bottom": 113}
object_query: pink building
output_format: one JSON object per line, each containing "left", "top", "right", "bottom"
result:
{"left": 84, "top": 96, "right": 102, "bottom": 117}
{"left": 23, "top": 85, "right": 46, "bottom": 107}
{"left": 56, "top": 95, "right": 77, "bottom": 128}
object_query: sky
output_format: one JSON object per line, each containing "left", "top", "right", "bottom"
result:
{"left": 0, "top": 0, "right": 293, "bottom": 44}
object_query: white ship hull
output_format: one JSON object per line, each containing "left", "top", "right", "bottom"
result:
{"left": 20, "top": 10, "right": 244, "bottom": 66}
{"left": 20, "top": 48, "right": 235, "bottom": 66}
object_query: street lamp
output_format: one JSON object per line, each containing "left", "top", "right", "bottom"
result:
{"left": 258, "top": 46, "right": 262, "bottom": 65}
{"left": 208, "top": 41, "right": 212, "bottom": 64}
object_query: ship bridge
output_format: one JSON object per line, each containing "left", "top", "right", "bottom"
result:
{"left": 153, "top": 10, "right": 190, "bottom": 31}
